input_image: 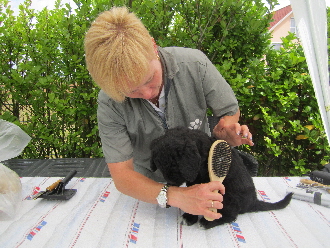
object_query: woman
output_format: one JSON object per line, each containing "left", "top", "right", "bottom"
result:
{"left": 84, "top": 6, "right": 253, "bottom": 220}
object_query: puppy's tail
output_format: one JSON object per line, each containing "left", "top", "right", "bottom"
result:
{"left": 251, "top": 192, "right": 293, "bottom": 212}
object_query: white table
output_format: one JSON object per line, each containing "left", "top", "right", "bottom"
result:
{"left": 1, "top": 177, "right": 329, "bottom": 248}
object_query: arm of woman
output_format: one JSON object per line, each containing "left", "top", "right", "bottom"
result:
{"left": 108, "top": 159, "right": 225, "bottom": 219}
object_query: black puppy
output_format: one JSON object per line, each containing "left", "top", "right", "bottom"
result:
{"left": 150, "top": 127, "right": 293, "bottom": 229}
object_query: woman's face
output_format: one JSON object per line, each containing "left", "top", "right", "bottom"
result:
{"left": 126, "top": 59, "right": 163, "bottom": 100}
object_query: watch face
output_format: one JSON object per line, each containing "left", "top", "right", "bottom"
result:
{"left": 157, "top": 191, "right": 167, "bottom": 208}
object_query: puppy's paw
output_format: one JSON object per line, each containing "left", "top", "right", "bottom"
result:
{"left": 179, "top": 213, "right": 198, "bottom": 226}
{"left": 198, "top": 217, "right": 211, "bottom": 229}
{"left": 199, "top": 217, "right": 222, "bottom": 230}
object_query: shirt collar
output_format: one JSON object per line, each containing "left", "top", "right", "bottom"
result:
{"left": 157, "top": 47, "right": 179, "bottom": 79}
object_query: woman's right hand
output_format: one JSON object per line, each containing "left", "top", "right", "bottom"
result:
{"left": 167, "top": 181, "right": 225, "bottom": 220}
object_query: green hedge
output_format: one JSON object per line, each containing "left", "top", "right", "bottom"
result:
{"left": 232, "top": 34, "right": 330, "bottom": 176}
{"left": 0, "top": 0, "right": 329, "bottom": 176}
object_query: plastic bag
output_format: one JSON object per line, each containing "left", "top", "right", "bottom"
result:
{"left": 0, "top": 119, "right": 31, "bottom": 162}
{"left": 0, "top": 163, "right": 23, "bottom": 220}
{"left": 0, "top": 119, "right": 31, "bottom": 220}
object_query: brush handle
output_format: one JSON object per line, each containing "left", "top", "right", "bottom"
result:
{"left": 205, "top": 177, "right": 226, "bottom": 221}
{"left": 62, "top": 170, "right": 78, "bottom": 186}
{"left": 52, "top": 170, "right": 78, "bottom": 194}
{"left": 205, "top": 189, "right": 218, "bottom": 221}
{"left": 300, "top": 179, "right": 329, "bottom": 187}
{"left": 46, "top": 180, "right": 61, "bottom": 191}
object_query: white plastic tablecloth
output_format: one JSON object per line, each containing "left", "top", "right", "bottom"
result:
{"left": 0, "top": 177, "right": 329, "bottom": 248}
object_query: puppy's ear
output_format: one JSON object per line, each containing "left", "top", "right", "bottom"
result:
{"left": 150, "top": 158, "right": 157, "bottom": 172}
{"left": 150, "top": 148, "right": 162, "bottom": 172}
{"left": 178, "top": 141, "right": 201, "bottom": 182}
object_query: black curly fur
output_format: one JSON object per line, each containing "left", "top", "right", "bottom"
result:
{"left": 150, "top": 127, "right": 293, "bottom": 229}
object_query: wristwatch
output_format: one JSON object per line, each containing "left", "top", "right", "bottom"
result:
{"left": 156, "top": 184, "right": 171, "bottom": 208}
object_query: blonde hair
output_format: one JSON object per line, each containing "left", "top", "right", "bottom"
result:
{"left": 84, "top": 6, "right": 156, "bottom": 102}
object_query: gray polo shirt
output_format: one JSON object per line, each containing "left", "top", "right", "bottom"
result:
{"left": 97, "top": 47, "right": 238, "bottom": 181}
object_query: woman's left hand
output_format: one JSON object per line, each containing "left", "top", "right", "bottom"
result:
{"left": 213, "top": 118, "right": 254, "bottom": 147}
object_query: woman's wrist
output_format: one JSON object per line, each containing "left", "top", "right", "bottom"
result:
{"left": 166, "top": 185, "right": 181, "bottom": 208}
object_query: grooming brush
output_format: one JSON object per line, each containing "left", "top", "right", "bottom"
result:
{"left": 300, "top": 179, "right": 330, "bottom": 193}
{"left": 33, "top": 170, "right": 77, "bottom": 200}
{"left": 205, "top": 140, "right": 231, "bottom": 221}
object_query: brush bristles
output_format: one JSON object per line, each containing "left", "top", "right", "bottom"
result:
{"left": 208, "top": 140, "right": 231, "bottom": 181}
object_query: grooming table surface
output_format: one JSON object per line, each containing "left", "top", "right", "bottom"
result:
{"left": 0, "top": 177, "right": 329, "bottom": 248}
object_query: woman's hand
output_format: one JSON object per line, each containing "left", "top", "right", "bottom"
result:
{"left": 212, "top": 109, "right": 254, "bottom": 147}
{"left": 167, "top": 181, "right": 225, "bottom": 220}
{"left": 213, "top": 118, "right": 254, "bottom": 147}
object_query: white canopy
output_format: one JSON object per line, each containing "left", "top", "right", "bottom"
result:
{"left": 290, "top": 0, "right": 330, "bottom": 146}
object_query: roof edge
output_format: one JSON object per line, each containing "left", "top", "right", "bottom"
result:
{"left": 269, "top": 10, "right": 293, "bottom": 32}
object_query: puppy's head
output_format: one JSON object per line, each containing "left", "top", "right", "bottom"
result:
{"left": 150, "top": 128, "right": 203, "bottom": 186}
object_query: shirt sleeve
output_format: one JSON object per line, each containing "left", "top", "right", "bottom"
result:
{"left": 199, "top": 51, "right": 239, "bottom": 117}
{"left": 97, "top": 91, "right": 133, "bottom": 164}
